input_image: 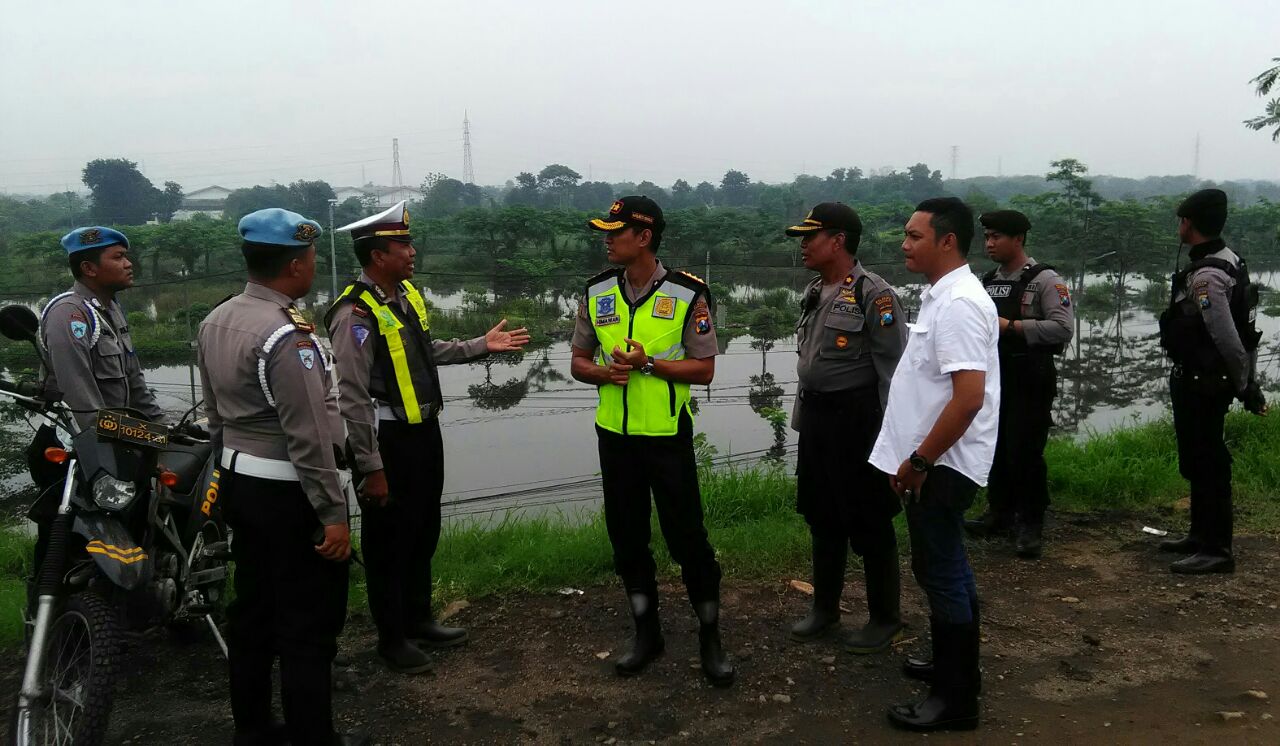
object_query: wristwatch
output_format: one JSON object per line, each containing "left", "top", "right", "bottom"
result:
{"left": 640, "top": 356, "right": 656, "bottom": 375}
{"left": 908, "top": 450, "right": 932, "bottom": 473}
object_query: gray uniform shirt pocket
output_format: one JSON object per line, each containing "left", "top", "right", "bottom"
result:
{"left": 93, "top": 334, "right": 127, "bottom": 382}
{"left": 820, "top": 312, "right": 866, "bottom": 359}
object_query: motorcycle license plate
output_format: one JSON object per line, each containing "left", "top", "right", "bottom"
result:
{"left": 97, "top": 410, "right": 170, "bottom": 447}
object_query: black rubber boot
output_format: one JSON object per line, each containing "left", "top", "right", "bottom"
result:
{"left": 964, "top": 510, "right": 1012, "bottom": 539}
{"left": 408, "top": 619, "right": 468, "bottom": 649}
{"left": 1015, "top": 522, "right": 1043, "bottom": 559}
{"left": 847, "top": 544, "right": 905, "bottom": 654}
{"left": 790, "top": 533, "right": 846, "bottom": 641}
{"left": 901, "top": 603, "right": 982, "bottom": 694}
{"left": 615, "top": 591, "right": 665, "bottom": 676}
{"left": 1170, "top": 551, "right": 1235, "bottom": 574}
{"left": 377, "top": 637, "right": 433, "bottom": 674}
{"left": 1159, "top": 535, "right": 1200, "bottom": 553}
{"left": 887, "top": 619, "right": 980, "bottom": 732}
{"left": 695, "top": 600, "right": 735, "bottom": 687}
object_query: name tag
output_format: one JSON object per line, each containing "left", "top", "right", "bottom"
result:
{"left": 986, "top": 285, "right": 1012, "bottom": 298}
{"left": 831, "top": 300, "right": 861, "bottom": 316}
{"left": 596, "top": 314, "right": 620, "bottom": 326}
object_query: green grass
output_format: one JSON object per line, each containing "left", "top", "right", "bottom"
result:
{"left": 1, "top": 409, "right": 1278, "bottom": 648}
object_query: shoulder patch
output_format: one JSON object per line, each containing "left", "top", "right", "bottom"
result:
{"left": 352, "top": 325, "right": 371, "bottom": 347}
{"left": 1054, "top": 284, "right": 1071, "bottom": 307}
{"left": 693, "top": 301, "right": 712, "bottom": 335}
{"left": 296, "top": 339, "right": 316, "bottom": 369}
{"left": 874, "top": 294, "right": 895, "bottom": 326}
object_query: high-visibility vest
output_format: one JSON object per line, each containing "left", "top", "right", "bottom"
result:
{"left": 327, "top": 279, "right": 442, "bottom": 424}
{"left": 586, "top": 268, "right": 706, "bottom": 436}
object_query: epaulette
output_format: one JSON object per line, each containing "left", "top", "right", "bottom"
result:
{"left": 677, "top": 269, "right": 708, "bottom": 287}
{"left": 284, "top": 305, "right": 315, "bottom": 333}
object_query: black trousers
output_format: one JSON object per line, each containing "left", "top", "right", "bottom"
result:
{"left": 224, "top": 472, "right": 349, "bottom": 744}
{"left": 795, "top": 387, "right": 901, "bottom": 555}
{"left": 597, "top": 411, "right": 722, "bottom": 604}
{"left": 363, "top": 418, "right": 445, "bottom": 642}
{"left": 1170, "top": 370, "right": 1234, "bottom": 554}
{"left": 986, "top": 355, "right": 1056, "bottom": 525}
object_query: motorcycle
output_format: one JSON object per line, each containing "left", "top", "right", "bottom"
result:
{"left": 1, "top": 304, "right": 230, "bottom": 746}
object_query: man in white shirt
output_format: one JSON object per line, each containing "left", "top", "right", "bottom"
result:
{"left": 869, "top": 197, "right": 999, "bottom": 732}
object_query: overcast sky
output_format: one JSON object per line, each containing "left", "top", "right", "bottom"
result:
{"left": 2, "top": 0, "right": 1278, "bottom": 195}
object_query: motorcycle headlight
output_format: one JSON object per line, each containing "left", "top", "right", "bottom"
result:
{"left": 92, "top": 475, "right": 137, "bottom": 511}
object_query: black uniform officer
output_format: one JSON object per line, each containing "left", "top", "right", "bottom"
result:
{"left": 965, "top": 211, "right": 1074, "bottom": 558}
{"left": 1158, "top": 189, "right": 1266, "bottom": 574}
{"left": 198, "top": 209, "right": 366, "bottom": 745}
{"left": 785, "top": 203, "right": 909, "bottom": 653}
{"left": 326, "top": 201, "right": 529, "bottom": 673}
{"left": 569, "top": 196, "right": 734, "bottom": 687}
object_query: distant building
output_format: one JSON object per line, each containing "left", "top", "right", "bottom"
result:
{"left": 172, "top": 185, "right": 232, "bottom": 221}
{"left": 334, "top": 185, "right": 424, "bottom": 208}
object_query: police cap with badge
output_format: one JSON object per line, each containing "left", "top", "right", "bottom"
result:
{"left": 588, "top": 195, "right": 665, "bottom": 234}
{"left": 1177, "top": 188, "right": 1228, "bottom": 235}
{"left": 337, "top": 200, "right": 413, "bottom": 243}
{"left": 785, "top": 202, "right": 863, "bottom": 249}
{"left": 60, "top": 226, "right": 130, "bottom": 255}
{"left": 238, "top": 208, "right": 323, "bottom": 247}
{"left": 979, "top": 210, "right": 1032, "bottom": 237}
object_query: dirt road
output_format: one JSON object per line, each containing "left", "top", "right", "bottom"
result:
{"left": 5, "top": 514, "right": 1279, "bottom": 744}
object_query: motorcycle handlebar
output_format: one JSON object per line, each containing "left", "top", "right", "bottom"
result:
{"left": 0, "top": 379, "right": 44, "bottom": 398}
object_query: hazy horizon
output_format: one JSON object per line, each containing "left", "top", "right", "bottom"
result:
{"left": 3, "top": 0, "right": 1278, "bottom": 195}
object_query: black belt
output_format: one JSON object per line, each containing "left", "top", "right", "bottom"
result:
{"left": 798, "top": 385, "right": 875, "bottom": 403}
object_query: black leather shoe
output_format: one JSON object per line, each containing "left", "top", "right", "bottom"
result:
{"left": 1158, "top": 535, "right": 1200, "bottom": 554}
{"left": 408, "top": 620, "right": 469, "bottom": 649}
{"left": 377, "top": 639, "right": 433, "bottom": 674}
{"left": 1170, "top": 552, "right": 1235, "bottom": 574}
{"left": 695, "top": 601, "right": 736, "bottom": 688}
{"left": 615, "top": 592, "right": 665, "bottom": 676}
{"left": 1015, "top": 523, "right": 1043, "bottom": 559}
{"left": 887, "top": 692, "right": 979, "bottom": 732}
{"left": 964, "top": 511, "right": 1012, "bottom": 539}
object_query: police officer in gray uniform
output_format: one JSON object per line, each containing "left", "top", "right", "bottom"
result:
{"left": 966, "top": 211, "right": 1073, "bottom": 558}
{"left": 198, "top": 208, "right": 366, "bottom": 746}
{"left": 41, "top": 226, "right": 163, "bottom": 431}
{"left": 1158, "top": 189, "right": 1265, "bottom": 575}
{"left": 786, "top": 202, "right": 909, "bottom": 654}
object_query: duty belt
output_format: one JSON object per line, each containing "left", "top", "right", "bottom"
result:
{"left": 376, "top": 401, "right": 441, "bottom": 422}
{"left": 798, "top": 385, "right": 876, "bottom": 403}
{"left": 220, "top": 449, "right": 298, "bottom": 481}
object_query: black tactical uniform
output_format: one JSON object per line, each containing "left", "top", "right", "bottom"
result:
{"left": 1158, "top": 189, "right": 1264, "bottom": 574}
{"left": 968, "top": 211, "right": 1073, "bottom": 558}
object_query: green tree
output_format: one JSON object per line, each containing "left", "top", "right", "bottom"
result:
{"left": 81, "top": 158, "right": 162, "bottom": 225}
{"left": 159, "top": 181, "right": 184, "bottom": 223}
{"left": 1244, "top": 57, "right": 1280, "bottom": 141}
{"left": 669, "top": 179, "right": 693, "bottom": 209}
{"left": 720, "top": 170, "right": 752, "bottom": 206}
{"left": 694, "top": 181, "right": 717, "bottom": 207}
{"left": 537, "top": 164, "right": 582, "bottom": 208}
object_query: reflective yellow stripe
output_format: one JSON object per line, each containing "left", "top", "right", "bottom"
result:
{"left": 400, "top": 281, "right": 430, "bottom": 331}
{"left": 86, "top": 541, "right": 149, "bottom": 565}
{"left": 356, "top": 289, "right": 423, "bottom": 425}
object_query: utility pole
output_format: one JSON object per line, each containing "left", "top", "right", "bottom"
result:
{"left": 462, "top": 112, "right": 476, "bottom": 185}
{"left": 328, "top": 198, "right": 339, "bottom": 300}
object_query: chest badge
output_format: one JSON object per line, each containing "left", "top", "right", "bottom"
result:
{"left": 652, "top": 296, "right": 676, "bottom": 320}
{"left": 834, "top": 334, "right": 849, "bottom": 349}
{"left": 595, "top": 294, "right": 621, "bottom": 326}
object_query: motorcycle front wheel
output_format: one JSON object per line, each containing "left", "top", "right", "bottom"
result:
{"left": 9, "top": 592, "right": 121, "bottom": 746}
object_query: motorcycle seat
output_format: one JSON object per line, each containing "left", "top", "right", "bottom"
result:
{"left": 159, "top": 441, "right": 215, "bottom": 495}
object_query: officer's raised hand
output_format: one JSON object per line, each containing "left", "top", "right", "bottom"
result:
{"left": 485, "top": 319, "right": 531, "bottom": 353}
{"left": 315, "top": 523, "right": 352, "bottom": 562}
{"left": 361, "top": 469, "right": 390, "bottom": 507}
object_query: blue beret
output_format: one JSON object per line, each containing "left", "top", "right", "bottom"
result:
{"left": 237, "top": 208, "right": 323, "bottom": 247}
{"left": 60, "top": 226, "right": 129, "bottom": 255}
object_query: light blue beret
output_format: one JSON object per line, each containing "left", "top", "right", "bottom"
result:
{"left": 60, "top": 226, "right": 129, "bottom": 255}
{"left": 237, "top": 208, "right": 322, "bottom": 247}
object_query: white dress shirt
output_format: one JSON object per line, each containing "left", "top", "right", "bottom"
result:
{"left": 869, "top": 264, "right": 1001, "bottom": 486}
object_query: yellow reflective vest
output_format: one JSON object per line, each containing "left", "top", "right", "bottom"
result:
{"left": 327, "top": 279, "right": 442, "bottom": 424}
{"left": 586, "top": 268, "right": 705, "bottom": 436}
